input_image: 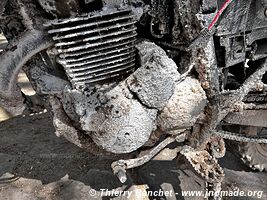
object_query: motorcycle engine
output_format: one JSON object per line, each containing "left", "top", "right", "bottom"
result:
{"left": 0, "top": 0, "right": 208, "bottom": 155}
{"left": 37, "top": 0, "right": 208, "bottom": 154}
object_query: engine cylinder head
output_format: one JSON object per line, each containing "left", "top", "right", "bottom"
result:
{"left": 45, "top": 7, "right": 137, "bottom": 89}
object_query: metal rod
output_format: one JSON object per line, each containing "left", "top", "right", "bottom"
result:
{"left": 111, "top": 133, "right": 187, "bottom": 183}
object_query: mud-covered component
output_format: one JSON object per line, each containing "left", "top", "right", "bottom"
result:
{"left": 180, "top": 146, "right": 225, "bottom": 183}
{"left": 127, "top": 42, "right": 181, "bottom": 110}
{"left": 37, "top": 0, "right": 81, "bottom": 18}
{"left": 0, "top": 29, "right": 53, "bottom": 116}
{"left": 45, "top": 7, "right": 137, "bottom": 89}
{"left": 158, "top": 77, "right": 207, "bottom": 131}
{"left": 62, "top": 82, "right": 158, "bottom": 154}
{"left": 58, "top": 42, "right": 208, "bottom": 154}
{"left": 86, "top": 83, "right": 158, "bottom": 154}
{"left": 172, "top": 0, "right": 202, "bottom": 45}
{"left": 149, "top": 0, "right": 172, "bottom": 38}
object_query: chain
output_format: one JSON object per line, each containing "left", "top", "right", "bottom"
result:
{"left": 243, "top": 93, "right": 267, "bottom": 104}
{"left": 213, "top": 130, "right": 267, "bottom": 143}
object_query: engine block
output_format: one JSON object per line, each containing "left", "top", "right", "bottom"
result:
{"left": 45, "top": 7, "right": 137, "bottom": 89}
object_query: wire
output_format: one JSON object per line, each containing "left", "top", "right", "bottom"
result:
{"left": 208, "top": 0, "right": 234, "bottom": 30}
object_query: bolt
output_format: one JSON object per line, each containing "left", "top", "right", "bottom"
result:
{"left": 116, "top": 169, "right": 127, "bottom": 183}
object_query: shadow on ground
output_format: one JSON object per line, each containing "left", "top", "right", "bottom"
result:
{"left": 0, "top": 113, "right": 112, "bottom": 184}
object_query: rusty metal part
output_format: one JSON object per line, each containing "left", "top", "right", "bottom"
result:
{"left": 209, "top": 136, "right": 226, "bottom": 158}
{"left": 213, "top": 130, "right": 267, "bottom": 144}
{"left": 180, "top": 145, "right": 225, "bottom": 184}
{"left": 224, "top": 110, "right": 267, "bottom": 127}
{"left": 45, "top": 7, "right": 137, "bottom": 89}
{"left": 111, "top": 133, "right": 187, "bottom": 183}
{"left": 190, "top": 38, "right": 221, "bottom": 150}
{"left": 192, "top": 39, "right": 267, "bottom": 150}
{"left": 192, "top": 59, "right": 267, "bottom": 149}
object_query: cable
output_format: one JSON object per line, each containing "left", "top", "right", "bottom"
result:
{"left": 208, "top": 0, "right": 234, "bottom": 30}
{"left": 187, "top": 0, "right": 235, "bottom": 49}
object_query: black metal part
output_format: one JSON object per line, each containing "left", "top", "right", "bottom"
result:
{"left": 149, "top": 0, "right": 171, "bottom": 38}
{"left": 215, "top": 0, "right": 267, "bottom": 68}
